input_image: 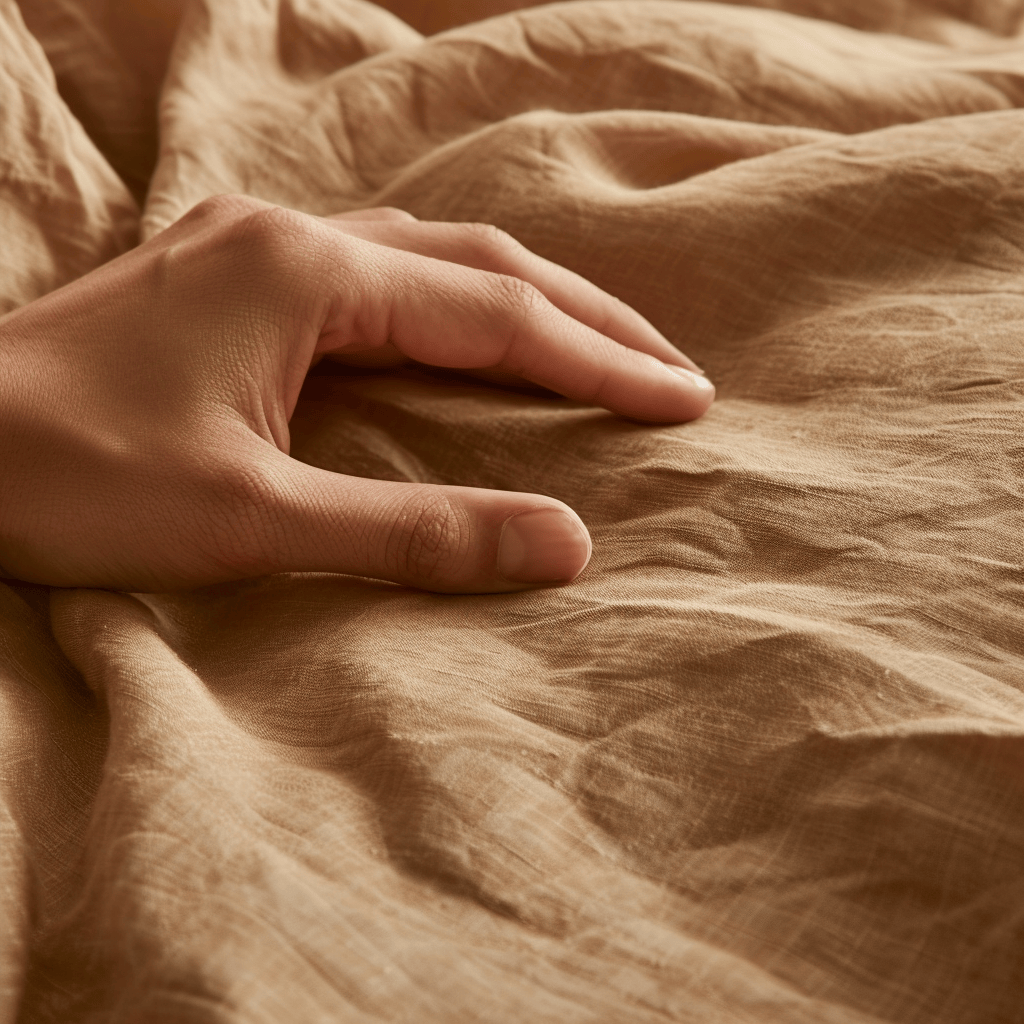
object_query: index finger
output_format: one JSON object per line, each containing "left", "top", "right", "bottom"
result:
{"left": 316, "top": 237, "right": 714, "bottom": 424}
{"left": 319, "top": 217, "right": 705, "bottom": 374}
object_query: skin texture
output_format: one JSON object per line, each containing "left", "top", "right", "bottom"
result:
{"left": 0, "top": 197, "right": 713, "bottom": 594}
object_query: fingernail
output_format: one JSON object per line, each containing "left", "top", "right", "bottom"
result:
{"left": 666, "top": 364, "right": 715, "bottom": 389}
{"left": 497, "top": 509, "right": 592, "bottom": 584}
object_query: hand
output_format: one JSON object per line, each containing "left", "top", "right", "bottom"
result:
{"left": 0, "top": 196, "right": 713, "bottom": 593}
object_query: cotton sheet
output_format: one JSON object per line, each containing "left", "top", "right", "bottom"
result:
{"left": 1, "top": 1, "right": 1023, "bottom": 1021}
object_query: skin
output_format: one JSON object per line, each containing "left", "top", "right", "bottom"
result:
{"left": 0, "top": 196, "right": 713, "bottom": 594}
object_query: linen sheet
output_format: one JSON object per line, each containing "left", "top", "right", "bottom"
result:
{"left": 1, "top": 1, "right": 1023, "bottom": 1021}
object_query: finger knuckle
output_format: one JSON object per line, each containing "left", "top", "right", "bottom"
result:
{"left": 184, "top": 198, "right": 313, "bottom": 269}
{"left": 492, "top": 272, "right": 545, "bottom": 318}
{"left": 241, "top": 204, "right": 313, "bottom": 257}
{"left": 186, "top": 193, "right": 267, "bottom": 225}
{"left": 391, "top": 492, "right": 470, "bottom": 584}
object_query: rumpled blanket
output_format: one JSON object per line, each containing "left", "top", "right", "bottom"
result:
{"left": 1, "top": 1, "right": 1023, "bottom": 1021}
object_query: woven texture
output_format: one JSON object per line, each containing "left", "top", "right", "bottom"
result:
{"left": 1, "top": 1, "right": 1023, "bottom": 1021}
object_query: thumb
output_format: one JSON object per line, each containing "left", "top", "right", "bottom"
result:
{"left": 249, "top": 455, "right": 593, "bottom": 593}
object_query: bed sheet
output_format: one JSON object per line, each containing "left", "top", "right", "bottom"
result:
{"left": 1, "top": 1, "right": 1023, "bottom": 1021}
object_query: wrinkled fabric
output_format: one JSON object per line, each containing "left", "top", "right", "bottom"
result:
{"left": 2, "top": 1, "right": 1023, "bottom": 1021}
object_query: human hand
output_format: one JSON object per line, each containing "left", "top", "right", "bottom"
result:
{"left": 0, "top": 196, "right": 713, "bottom": 593}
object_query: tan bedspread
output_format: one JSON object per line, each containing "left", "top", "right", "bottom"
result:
{"left": 2, "top": 1, "right": 1023, "bottom": 1020}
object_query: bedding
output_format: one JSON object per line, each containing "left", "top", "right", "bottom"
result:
{"left": 2, "top": 0, "right": 1023, "bottom": 1021}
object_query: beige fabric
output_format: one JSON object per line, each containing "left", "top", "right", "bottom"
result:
{"left": 372, "top": 0, "right": 1024, "bottom": 39}
{"left": 2, "top": 1, "right": 1024, "bottom": 1021}
{"left": 0, "top": 1, "right": 135, "bottom": 313}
